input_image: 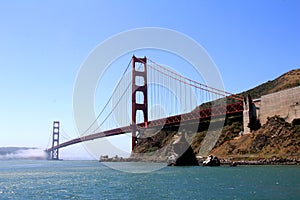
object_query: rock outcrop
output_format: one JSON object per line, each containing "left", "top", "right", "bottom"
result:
{"left": 202, "top": 155, "right": 220, "bottom": 166}
{"left": 167, "top": 133, "right": 198, "bottom": 166}
{"left": 212, "top": 116, "right": 300, "bottom": 160}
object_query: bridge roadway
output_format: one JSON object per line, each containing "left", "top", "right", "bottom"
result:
{"left": 46, "top": 101, "right": 243, "bottom": 152}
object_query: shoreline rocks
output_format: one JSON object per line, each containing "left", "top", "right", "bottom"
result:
{"left": 220, "top": 157, "right": 300, "bottom": 166}
{"left": 99, "top": 155, "right": 142, "bottom": 162}
{"left": 202, "top": 155, "right": 220, "bottom": 166}
{"left": 99, "top": 154, "right": 300, "bottom": 166}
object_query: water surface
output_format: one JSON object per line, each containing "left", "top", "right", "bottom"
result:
{"left": 0, "top": 160, "right": 299, "bottom": 199}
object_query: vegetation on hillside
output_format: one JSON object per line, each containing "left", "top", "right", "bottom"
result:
{"left": 239, "top": 69, "right": 300, "bottom": 99}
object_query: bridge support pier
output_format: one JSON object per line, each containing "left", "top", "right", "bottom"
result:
{"left": 51, "top": 121, "right": 60, "bottom": 160}
{"left": 243, "top": 95, "right": 260, "bottom": 133}
{"left": 131, "top": 56, "right": 148, "bottom": 150}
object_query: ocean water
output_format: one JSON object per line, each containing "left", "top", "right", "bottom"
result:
{"left": 0, "top": 160, "right": 299, "bottom": 200}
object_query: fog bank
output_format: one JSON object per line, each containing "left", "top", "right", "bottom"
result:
{"left": 0, "top": 147, "right": 47, "bottom": 160}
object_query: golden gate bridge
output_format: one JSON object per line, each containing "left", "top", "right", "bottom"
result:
{"left": 46, "top": 56, "right": 244, "bottom": 160}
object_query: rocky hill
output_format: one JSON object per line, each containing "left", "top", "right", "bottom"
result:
{"left": 212, "top": 116, "right": 300, "bottom": 161}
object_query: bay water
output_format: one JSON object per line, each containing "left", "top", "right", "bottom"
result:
{"left": 0, "top": 160, "right": 299, "bottom": 199}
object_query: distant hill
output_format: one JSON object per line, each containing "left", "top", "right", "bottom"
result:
{"left": 239, "top": 69, "right": 300, "bottom": 99}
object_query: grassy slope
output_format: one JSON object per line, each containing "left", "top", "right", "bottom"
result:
{"left": 239, "top": 69, "right": 300, "bottom": 99}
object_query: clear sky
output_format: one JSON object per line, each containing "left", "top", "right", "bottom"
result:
{"left": 0, "top": 1, "right": 299, "bottom": 159}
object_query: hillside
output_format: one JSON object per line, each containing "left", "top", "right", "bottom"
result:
{"left": 239, "top": 68, "right": 300, "bottom": 99}
{"left": 199, "top": 68, "right": 300, "bottom": 108}
{"left": 212, "top": 116, "right": 300, "bottom": 160}
{"left": 130, "top": 69, "right": 300, "bottom": 163}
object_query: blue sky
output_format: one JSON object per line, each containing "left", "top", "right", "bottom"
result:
{"left": 0, "top": 1, "right": 299, "bottom": 159}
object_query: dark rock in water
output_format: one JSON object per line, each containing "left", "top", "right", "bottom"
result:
{"left": 202, "top": 155, "right": 220, "bottom": 166}
{"left": 230, "top": 162, "right": 238, "bottom": 167}
{"left": 167, "top": 133, "right": 199, "bottom": 166}
{"left": 167, "top": 154, "right": 177, "bottom": 166}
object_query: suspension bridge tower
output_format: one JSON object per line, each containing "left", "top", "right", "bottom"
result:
{"left": 51, "top": 121, "right": 60, "bottom": 160}
{"left": 131, "top": 56, "right": 148, "bottom": 150}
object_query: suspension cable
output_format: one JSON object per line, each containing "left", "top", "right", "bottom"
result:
{"left": 80, "top": 59, "right": 133, "bottom": 136}
{"left": 92, "top": 81, "right": 132, "bottom": 133}
{"left": 144, "top": 58, "right": 243, "bottom": 101}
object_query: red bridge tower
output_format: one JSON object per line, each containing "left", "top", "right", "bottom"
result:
{"left": 51, "top": 121, "right": 60, "bottom": 160}
{"left": 131, "top": 56, "right": 148, "bottom": 150}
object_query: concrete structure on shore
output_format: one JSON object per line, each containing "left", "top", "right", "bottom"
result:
{"left": 243, "top": 86, "right": 300, "bottom": 133}
{"left": 243, "top": 95, "right": 257, "bottom": 133}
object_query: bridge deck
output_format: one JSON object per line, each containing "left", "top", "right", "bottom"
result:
{"left": 46, "top": 101, "right": 243, "bottom": 152}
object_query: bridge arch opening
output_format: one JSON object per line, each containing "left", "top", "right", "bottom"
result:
{"left": 135, "top": 91, "right": 144, "bottom": 104}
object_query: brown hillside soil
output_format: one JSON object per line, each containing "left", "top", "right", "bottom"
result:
{"left": 268, "top": 69, "right": 300, "bottom": 94}
{"left": 212, "top": 116, "right": 300, "bottom": 160}
{"left": 130, "top": 121, "right": 244, "bottom": 162}
{"left": 191, "top": 121, "right": 243, "bottom": 155}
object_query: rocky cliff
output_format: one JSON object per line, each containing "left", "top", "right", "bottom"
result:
{"left": 212, "top": 116, "right": 300, "bottom": 160}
